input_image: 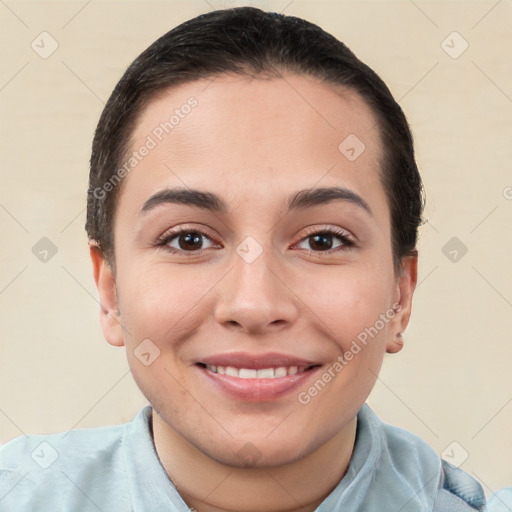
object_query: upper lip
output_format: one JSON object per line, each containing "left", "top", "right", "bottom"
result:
{"left": 198, "top": 352, "right": 321, "bottom": 370}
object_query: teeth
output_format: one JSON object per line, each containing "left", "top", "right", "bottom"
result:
{"left": 205, "top": 365, "right": 307, "bottom": 379}
{"left": 274, "top": 367, "right": 288, "bottom": 378}
{"left": 257, "top": 368, "right": 274, "bottom": 378}
{"left": 239, "top": 368, "right": 258, "bottom": 379}
{"left": 225, "top": 366, "right": 238, "bottom": 377}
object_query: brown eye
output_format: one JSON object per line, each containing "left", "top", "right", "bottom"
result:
{"left": 308, "top": 233, "right": 334, "bottom": 251}
{"left": 161, "top": 229, "right": 217, "bottom": 253}
{"left": 177, "top": 232, "right": 203, "bottom": 250}
{"left": 295, "top": 228, "right": 355, "bottom": 253}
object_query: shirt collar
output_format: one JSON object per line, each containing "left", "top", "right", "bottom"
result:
{"left": 122, "top": 403, "right": 442, "bottom": 512}
{"left": 319, "top": 403, "right": 442, "bottom": 511}
{"left": 122, "top": 406, "right": 190, "bottom": 512}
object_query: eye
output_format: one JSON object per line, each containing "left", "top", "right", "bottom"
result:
{"left": 295, "top": 227, "right": 355, "bottom": 252}
{"left": 155, "top": 226, "right": 355, "bottom": 256}
{"left": 158, "top": 228, "right": 218, "bottom": 253}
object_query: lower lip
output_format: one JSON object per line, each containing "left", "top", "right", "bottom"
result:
{"left": 197, "top": 365, "right": 322, "bottom": 402}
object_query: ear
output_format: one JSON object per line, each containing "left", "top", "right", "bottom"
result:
{"left": 89, "top": 242, "right": 125, "bottom": 347}
{"left": 386, "top": 252, "right": 418, "bottom": 354}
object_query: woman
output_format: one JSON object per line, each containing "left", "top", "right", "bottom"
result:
{"left": 0, "top": 7, "right": 489, "bottom": 511}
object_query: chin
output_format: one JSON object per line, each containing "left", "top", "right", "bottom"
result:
{"left": 205, "top": 437, "right": 314, "bottom": 469}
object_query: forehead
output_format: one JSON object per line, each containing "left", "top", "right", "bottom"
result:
{"left": 117, "top": 73, "right": 388, "bottom": 222}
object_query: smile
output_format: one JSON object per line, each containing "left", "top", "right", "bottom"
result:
{"left": 195, "top": 353, "right": 322, "bottom": 402}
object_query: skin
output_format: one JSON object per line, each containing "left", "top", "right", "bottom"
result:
{"left": 90, "top": 73, "right": 417, "bottom": 512}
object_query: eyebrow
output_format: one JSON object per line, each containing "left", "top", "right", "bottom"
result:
{"left": 140, "top": 186, "right": 373, "bottom": 217}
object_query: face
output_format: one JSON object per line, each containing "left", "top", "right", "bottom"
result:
{"left": 91, "top": 73, "right": 417, "bottom": 468}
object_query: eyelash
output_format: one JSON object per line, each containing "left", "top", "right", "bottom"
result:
{"left": 155, "top": 225, "right": 356, "bottom": 256}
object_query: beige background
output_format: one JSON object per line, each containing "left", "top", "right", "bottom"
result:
{"left": 1, "top": 0, "right": 511, "bottom": 497}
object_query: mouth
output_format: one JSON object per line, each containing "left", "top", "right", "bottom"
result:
{"left": 195, "top": 353, "right": 323, "bottom": 401}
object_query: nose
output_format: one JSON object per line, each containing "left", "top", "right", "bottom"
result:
{"left": 213, "top": 245, "right": 299, "bottom": 335}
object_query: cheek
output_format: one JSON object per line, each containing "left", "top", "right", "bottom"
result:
{"left": 116, "top": 262, "right": 216, "bottom": 347}
{"left": 295, "top": 271, "right": 395, "bottom": 414}
{"left": 311, "top": 267, "right": 395, "bottom": 349}
{"left": 117, "top": 264, "right": 207, "bottom": 411}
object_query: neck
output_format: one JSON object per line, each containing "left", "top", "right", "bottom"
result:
{"left": 152, "top": 412, "right": 357, "bottom": 512}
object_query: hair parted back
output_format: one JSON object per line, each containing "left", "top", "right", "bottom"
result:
{"left": 86, "top": 6, "right": 424, "bottom": 273}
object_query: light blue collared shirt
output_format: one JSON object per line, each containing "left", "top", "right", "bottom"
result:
{"left": 0, "top": 403, "right": 488, "bottom": 511}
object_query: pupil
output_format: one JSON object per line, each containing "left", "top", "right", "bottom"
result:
{"left": 179, "top": 232, "right": 202, "bottom": 250}
{"left": 310, "top": 233, "right": 332, "bottom": 251}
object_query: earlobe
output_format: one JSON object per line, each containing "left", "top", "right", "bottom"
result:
{"left": 89, "top": 243, "right": 125, "bottom": 347}
{"left": 385, "top": 253, "right": 418, "bottom": 354}
{"left": 386, "top": 333, "right": 404, "bottom": 354}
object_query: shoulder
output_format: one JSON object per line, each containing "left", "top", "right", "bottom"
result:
{"left": 0, "top": 408, "right": 151, "bottom": 511}
{"left": 1, "top": 420, "right": 124, "bottom": 458}
{"left": 0, "top": 421, "right": 125, "bottom": 475}
{"left": 434, "top": 460, "right": 488, "bottom": 511}
{"left": 361, "top": 405, "right": 487, "bottom": 511}
{"left": 488, "top": 487, "right": 512, "bottom": 512}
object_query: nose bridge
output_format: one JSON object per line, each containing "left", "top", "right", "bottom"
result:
{"left": 214, "top": 238, "right": 298, "bottom": 332}
{"left": 235, "top": 242, "right": 276, "bottom": 297}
